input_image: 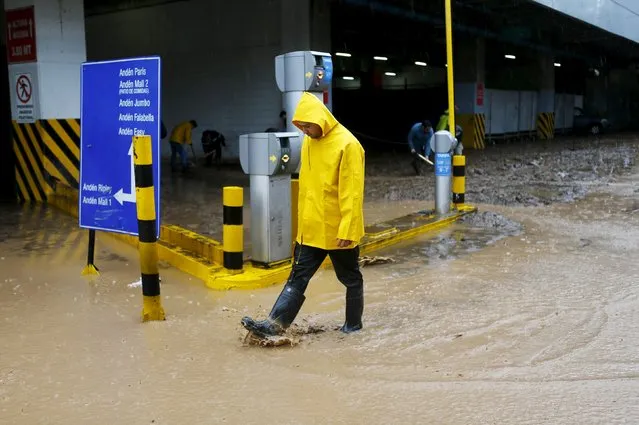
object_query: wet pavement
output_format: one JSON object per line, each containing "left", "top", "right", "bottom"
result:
{"left": 160, "top": 134, "right": 639, "bottom": 243}
{"left": 2, "top": 154, "right": 639, "bottom": 423}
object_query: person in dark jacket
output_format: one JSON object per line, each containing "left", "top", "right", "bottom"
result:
{"left": 201, "top": 130, "right": 226, "bottom": 168}
{"left": 407, "top": 120, "right": 434, "bottom": 175}
{"left": 161, "top": 120, "right": 167, "bottom": 140}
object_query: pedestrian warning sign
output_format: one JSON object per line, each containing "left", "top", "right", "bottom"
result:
{"left": 16, "top": 74, "right": 32, "bottom": 103}
{"left": 13, "top": 72, "right": 36, "bottom": 123}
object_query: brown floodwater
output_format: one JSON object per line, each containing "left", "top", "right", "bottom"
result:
{"left": 1, "top": 168, "right": 638, "bottom": 424}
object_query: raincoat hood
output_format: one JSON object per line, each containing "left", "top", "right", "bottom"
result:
{"left": 293, "top": 92, "right": 366, "bottom": 250}
{"left": 292, "top": 92, "right": 339, "bottom": 138}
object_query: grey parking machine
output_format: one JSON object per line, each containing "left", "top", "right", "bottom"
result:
{"left": 275, "top": 50, "right": 333, "bottom": 172}
{"left": 239, "top": 132, "right": 301, "bottom": 265}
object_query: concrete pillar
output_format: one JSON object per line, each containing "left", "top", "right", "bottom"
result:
{"left": 280, "top": 0, "right": 331, "bottom": 53}
{"left": 536, "top": 54, "right": 555, "bottom": 140}
{"left": 279, "top": 0, "right": 332, "bottom": 111}
{"left": 5, "top": 0, "right": 85, "bottom": 202}
{"left": 2, "top": 3, "right": 18, "bottom": 201}
{"left": 454, "top": 37, "right": 486, "bottom": 149}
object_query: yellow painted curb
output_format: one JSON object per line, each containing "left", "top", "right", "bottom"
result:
{"left": 47, "top": 183, "right": 477, "bottom": 291}
{"left": 47, "top": 183, "right": 220, "bottom": 285}
{"left": 207, "top": 205, "right": 477, "bottom": 290}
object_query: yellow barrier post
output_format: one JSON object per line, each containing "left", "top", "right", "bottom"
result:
{"left": 223, "top": 186, "right": 244, "bottom": 271}
{"left": 133, "top": 135, "right": 165, "bottom": 322}
{"left": 81, "top": 229, "right": 100, "bottom": 275}
{"left": 452, "top": 155, "right": 466, "bottom": 207}
{"left": 445, "top": 0, "right": 456, "bottom": 133}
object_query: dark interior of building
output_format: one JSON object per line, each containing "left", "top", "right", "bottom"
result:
{"left": 331, "top": 0, "right": 639, "bottom": 152}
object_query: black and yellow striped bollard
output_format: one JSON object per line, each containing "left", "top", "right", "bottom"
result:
{"left": 452, "top": 155, "right": 466, "bottom": 207}
{"left": 223, "top": 186, "right": 244, "bottom": 272}
{"left": 133, "top": 135, "right": 165, "bottom": 322}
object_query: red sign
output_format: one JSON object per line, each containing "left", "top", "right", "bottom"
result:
{"left": 476, "top": 82, "right": 485, "bottom": 106}
{"left": 6, "top": 6, "right": 37, "bottom": 64}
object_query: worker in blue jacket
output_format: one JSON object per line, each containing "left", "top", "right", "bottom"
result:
{"left": 407, "top": 119, "right": 434, "bottom": 175}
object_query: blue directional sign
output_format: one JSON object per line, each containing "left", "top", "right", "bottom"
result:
{"left": 435, "top": 152, "right": 452, "bottom": 177}
{"left": 79, "top": 56, "right": 161, "bottom": 237}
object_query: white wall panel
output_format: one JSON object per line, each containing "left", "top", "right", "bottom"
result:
{"left": 504, "top": 91, "right": 519, "bottom": 133}
{"left": 518, "top": 91, "right": 536, "bottom": 132}
{"left": 85, "top": 0, "right": 284, "bottom": 159}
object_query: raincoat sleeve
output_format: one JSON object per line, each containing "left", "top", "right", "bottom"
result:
{"left": 436, "top": 113, "right": 449, "bottom": 132}
{"left": 407, "top": 126, "right": 416, "bottom": 151}
{"left": 337, "top": 142, "right": 365, "bottom": 241}
{"left": 185, "top": 126, "right": 193, "bottom": 145}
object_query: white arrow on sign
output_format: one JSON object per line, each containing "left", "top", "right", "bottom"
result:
{"left": 113, "top": 143, "right": 137, "bottom": 205}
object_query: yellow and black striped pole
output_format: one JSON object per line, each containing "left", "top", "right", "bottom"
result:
{"left": 452, "top": 155, "right": 466, "bottom": 207}
{"left": 223, "top": 186, "right": 244, "bottom": 271}
{"left": 133, "top": 135, "right": 165, "bottom": 322}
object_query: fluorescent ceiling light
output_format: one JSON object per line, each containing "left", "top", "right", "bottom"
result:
{"left": 335, "top": 52, "right": 351, "bottom": 57}
{"left": 374, "top": 56, "right": 388, "bottom": 61}
{"left": 415, "top": 61, "right": 428, "bottom": 66}
{"left": 342, "top": 76, "right": 355, "bottom": 80}
{"left": 554, "top": 62, "right": 562, "bottom": 67}
{"left": 385, "top": 72, "right": 397, "bottom": 76}
{"left": 505, "top": 54, "right": 516, "bottom": 59}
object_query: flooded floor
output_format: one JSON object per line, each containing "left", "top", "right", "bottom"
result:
{"left": 1, "top": 161, "right": 639, "bottom": 424}
{"left": 160, "top": 134, "right": 639, "bottom": 241}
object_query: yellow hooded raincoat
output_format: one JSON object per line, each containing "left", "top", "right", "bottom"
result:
{"left": 169, "top": 121, "right": 195, "bottom": 145}
{"left": 292, "top": 92, "right": 366, "bottom": 250}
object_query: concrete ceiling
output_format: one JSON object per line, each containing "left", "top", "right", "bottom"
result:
{"left": 332, "top": 0, "right": 639, "bottom": 67}
{"left": 81, "top": 0, "right": 639, "bottom": 67}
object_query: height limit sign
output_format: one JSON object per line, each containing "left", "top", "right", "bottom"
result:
{"left": 6, "top": 6, "right": 37, "bottom": 64}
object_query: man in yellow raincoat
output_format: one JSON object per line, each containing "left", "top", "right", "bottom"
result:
{"left": 241, "top": 92, "right": 366, "bottom": 337}
{"left": 169, "top": 119, "right": 198, "bottom": 172}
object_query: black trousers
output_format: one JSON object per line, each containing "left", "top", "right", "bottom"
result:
{"left": 203, "top": 146, "right": 222, "bottom": 166}
{"left": 286, "top": 243, "right": 363, "bottom": 296}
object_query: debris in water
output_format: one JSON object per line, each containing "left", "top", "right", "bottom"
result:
{"left": 243, "top": 332, "right": 299, "bottom": 347}
{"left": 579, "top": 238, "right": 592, "bottom": 248}
{"left": 358, "top": 256, "right": 396, "bottom": 267}
{"left": 241, "top": 320, "right": 327, "bottom": 348}
{"left": 128, "top": 279, "right": 142, "bottom": 288}
{"left": 460, "top": 211, "right": 523, "bottom": 235}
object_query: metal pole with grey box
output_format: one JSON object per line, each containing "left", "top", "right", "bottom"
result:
{"left": 239, "top": 132, "right": 301, "bottom": 265}
{"left": 432, "top": 130, "right": 456, "bottom": 215}
{"left": 275, "top": 50, "right": 334, "bottom": 173}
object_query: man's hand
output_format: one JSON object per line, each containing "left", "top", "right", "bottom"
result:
{"left": 411, "top": 149, "right": 416, "bottom": 154}
{"left": 336, "top": 239, "right": 353, "bottom": 248}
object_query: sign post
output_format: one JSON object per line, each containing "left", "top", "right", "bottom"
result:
{"left": 79, "top": 56, "right": 162, "bottom": 237}
{"left": 79, "top": 56, "right": 164, "bottom": 321}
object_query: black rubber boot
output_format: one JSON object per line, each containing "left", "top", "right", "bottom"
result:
{"left": 241, "top": 285, "right": 306, "bottom": 338}
{"left": 340, "top": 287, "right": 363, "bottom": 333}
